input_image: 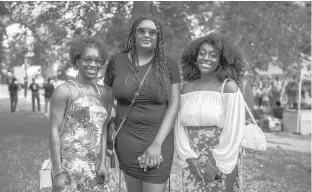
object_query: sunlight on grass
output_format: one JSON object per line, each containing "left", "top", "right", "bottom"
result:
{"left": 0, "top": 135, "right": 310, "bottom": 192}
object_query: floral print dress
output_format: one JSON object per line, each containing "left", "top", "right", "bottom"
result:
{"left": 59, "top": 81, "right": 109, "bottom": 192}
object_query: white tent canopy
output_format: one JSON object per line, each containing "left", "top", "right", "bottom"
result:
{"left": 255, "top": 65, "right": 284, "bottom": 76}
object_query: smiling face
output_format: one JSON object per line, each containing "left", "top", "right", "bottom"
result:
{"left": 135, "top": 19, "right": 158, "bottom": 51}
{"left": 196, "top": 43, "right": 220, "bottom": 75}
{"left": 76, "top": 47, "right": 103, "bottom": 80}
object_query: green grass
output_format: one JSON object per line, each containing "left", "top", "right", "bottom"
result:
{"left": 0, "top": 135, "right": 311, "bottom": 192}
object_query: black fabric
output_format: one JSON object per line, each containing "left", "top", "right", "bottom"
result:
{"left": 32, "top": 92, "right": 40, "bottom": 112}
{"left": 43, "top": 83, "right": 55, "bottom": 98}
{"left": 9, "top": 83, "right": 18, "bottom": 96}
{"left": 10, "top": 95, "right": 18, "bottom": 112}
{"left": 29, "top": 83, "right": 39, "bottom": 92}
{"left": 104, "top": 52, "right": 180, "bottom": 183}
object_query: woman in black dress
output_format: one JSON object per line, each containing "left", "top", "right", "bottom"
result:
{"left": 104, "top": 15, "right": 181, "bottom": 192}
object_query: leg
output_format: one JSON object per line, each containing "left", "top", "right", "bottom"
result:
{"left": 45, "top": 97, "right": 48, "bottom": 113}
{"left": 225, "top": 166, "right": 238, "bottom": 192}
{"left": 10, "top": 95, "right": 13, "bottom": 112}
{"left": 37, "top": 94, "right": 41, "bottom": 112}
{"left": 32, "top": 95, "right": 35, "bottom": 112}
{"left": 48, "top": 98, "right": 51, "bottom": 114}
{"left": 124, "top": 173, "right": 143, "bottom": 192}
{"left": 13, "top": 96, "right": 18, "bottom": 112}
{"left": 143, "top": 180, "right": 167, "bottom": 192}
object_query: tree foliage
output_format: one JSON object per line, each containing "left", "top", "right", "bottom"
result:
{"left": 0, "top": 1, "right": 310, "bottom": 78}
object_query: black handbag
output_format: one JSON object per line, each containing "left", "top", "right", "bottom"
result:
{"left": 107, "top": 117, "right": 115, "bottom": 150}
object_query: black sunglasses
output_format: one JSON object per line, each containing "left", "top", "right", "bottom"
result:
{"left": 79, "top": 56, "right": 104, "bottom": 66}
{"left": 136, "top": 27, "right": 158, "bottom": 37}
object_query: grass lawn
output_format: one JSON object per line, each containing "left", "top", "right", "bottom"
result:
{"left": 0, "top": 135, "right": 311, "bottom": 192}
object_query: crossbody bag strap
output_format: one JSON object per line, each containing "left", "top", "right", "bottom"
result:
{"left": 113, "top": 64, "right": 153, "bottom": 140}
{"left": 221, "top": 78, "right": 258, "bottom": 126}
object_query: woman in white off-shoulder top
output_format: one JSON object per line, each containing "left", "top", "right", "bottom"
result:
{"left": 175, "top": 33, "right": 246, "bottom": 192}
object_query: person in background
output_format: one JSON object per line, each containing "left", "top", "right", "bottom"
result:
{"left": 24, "top": 77, "right": 28, "bottom": 98}
{"left": 273, "top": 101, "right": 284, "bottom": 119}
{"left": 43, "top": 78, "right": 55, "bottom": 115}
{"left": 8, "top": 77, "right": 19, "bottom": 112}
{"left": 286, "top": 75, "right": 298, "bottom": 109}
{"left": 262, "top": 82, "right": 272, "bottom": 108}
{"left": 258, "top": 77, "right": 264, "bottom": 90}
{"left": 271, "top": 76, "right": 282, "bottom": 107}
{"left": 29, "top": 78, "right": 41, "bottom": 112}
{"left": 254, "top": 84, "right": 263, "bottom": 107}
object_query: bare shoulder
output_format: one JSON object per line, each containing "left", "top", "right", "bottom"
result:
{"left": 97, "top": 84, "right": 113, "bottom": 101}
{"left": 181, "top": 81, "right": 195, "bottom": 94}
{"left": 97, "top": 84, "right": 112, "bottom": 95}
{"left": 52, "top": 83, "right": 71, "bottom": 100}
{"left": 223, "top": 79, "right": 239, "bottom": 93}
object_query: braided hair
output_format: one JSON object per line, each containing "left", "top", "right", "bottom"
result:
{"left": 122, "top": 15, "right": 170, "bottom": 102}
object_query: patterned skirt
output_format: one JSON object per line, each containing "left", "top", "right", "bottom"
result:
{"left": 182, "top": 126, "right": 243, "bottom": 192}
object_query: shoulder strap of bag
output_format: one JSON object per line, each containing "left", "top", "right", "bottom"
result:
{"left": 221, "top": 78, "right": 258, "bottom": 126}
{"left": 113, "top": 64, "right": 153, "bottom": 139}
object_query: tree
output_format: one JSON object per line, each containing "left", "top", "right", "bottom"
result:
{"left": 1, "top": 1, "right": 310, "bottom": 78}
{"left": 196, "top": 2, "right": 311, "bottom": 73}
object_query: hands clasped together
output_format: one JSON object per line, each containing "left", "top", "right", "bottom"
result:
{"left": 186, "top": 158, "right": 223, "bottom": 184}
{"left": 138, "top": 142, "right": 164, "bottom": 171}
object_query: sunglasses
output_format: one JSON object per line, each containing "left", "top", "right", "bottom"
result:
{"left": 79, "top": 56, "right": 104, "bottom": 66}
{"left": 136, "top": 27, "right": 158, "bottom": 38}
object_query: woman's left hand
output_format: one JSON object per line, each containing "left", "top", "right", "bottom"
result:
{"left": 203, "top": 162, "right": 218, "bottom": 183}
{"left": 96, "top": 163, "right": 109, "bottom": 185}
{"left": 144, "top": 142, "right": 163, "bottom": 169}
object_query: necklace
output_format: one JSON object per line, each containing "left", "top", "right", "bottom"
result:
{"left": 72, "top": 79, "right": 99, "bottom": 96}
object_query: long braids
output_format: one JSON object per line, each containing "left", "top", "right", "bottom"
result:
{"left": 122, "top": 15, "right": 170, "bottom": 102}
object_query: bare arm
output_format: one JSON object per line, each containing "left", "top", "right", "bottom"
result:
{"left": 99, "top": 85, "right": 114, "bottom": 166}
{"left": 153, "top": 83, "right": 181, "bottom": 146}
{"left": 49, "top": 84, "right": 70, "bottom": 173}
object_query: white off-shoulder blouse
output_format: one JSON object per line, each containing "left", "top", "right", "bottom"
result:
{"left": 174, "top": 90, "right": 245, "bottom": 174}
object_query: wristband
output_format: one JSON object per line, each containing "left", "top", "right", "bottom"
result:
{"left": 208, "top": 159, "right": 218, "bottom": 171}
{"left": 52, "top": 169, "right": 65, "bottom": 178}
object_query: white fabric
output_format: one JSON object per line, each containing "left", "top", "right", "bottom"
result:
{"left": 174, "top": 90, "right": 245, "bottom": 174}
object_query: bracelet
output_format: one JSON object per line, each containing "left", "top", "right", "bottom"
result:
{"left": 52, "top": 169, "right": 65, "bottom": 178}
{"left": 208, "top": 159, "right": 218, "bottom": 171}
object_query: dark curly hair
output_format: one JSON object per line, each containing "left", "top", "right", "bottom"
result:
{"left": 181, "top": 32, "right": 245, "bottom": 84}
{"left": 122, "top": 15, "right": 170, "bottom": 102}
{"left": 70, "top": 36, "right": 109, "bottom": 68}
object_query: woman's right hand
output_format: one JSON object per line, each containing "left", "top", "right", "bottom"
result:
{"left": 186, "top": 158, "right": 204, "bottom": 182}
{"left": 52, "top": 173, "right": 69, "bottom": 192}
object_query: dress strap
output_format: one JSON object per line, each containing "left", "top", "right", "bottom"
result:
{"left": 67, "top": 80, "right": 81, "bottom": 93}
{"left": 92, "top": 81, "right": 101, "bottom": 96}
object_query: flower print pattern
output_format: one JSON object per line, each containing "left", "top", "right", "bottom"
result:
{"left": 59, "top": 93, "right": 109, "bottom": 192}
{"left": 182, "top": 126, "right": 242, "bottom": 192}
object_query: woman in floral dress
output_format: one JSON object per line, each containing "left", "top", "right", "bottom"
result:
{"left": 174, "top": 33, "right": 246, "bottom": 192}
{"left": 49, "top": 37, "right": 114, "bottom": 192}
